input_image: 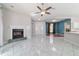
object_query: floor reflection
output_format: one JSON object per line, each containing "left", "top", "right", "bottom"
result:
{"left": 0, "top": 35, "right": 79, "bottom": 56}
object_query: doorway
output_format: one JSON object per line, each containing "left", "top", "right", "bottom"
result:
{"left": 46, "top": 22, "right": 64, "bottom": 37}
{"left": 46, "top": 22, "right": 54, "bottom": 35}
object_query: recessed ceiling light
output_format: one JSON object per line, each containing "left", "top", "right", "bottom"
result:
{"left": 52, "top": 20, "right": 56, "bottom": 22}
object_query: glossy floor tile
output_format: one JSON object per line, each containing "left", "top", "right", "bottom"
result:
{"left": 0, "top": 35, "right": 79, "bottom": 56}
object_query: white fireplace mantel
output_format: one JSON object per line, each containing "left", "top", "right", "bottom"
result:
{"left": 10, "top": 25, "right": 25, "bottom": 39}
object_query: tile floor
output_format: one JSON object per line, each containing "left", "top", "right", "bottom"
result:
{"left": 0, "top": 35, "right": 79, "bottom": 56}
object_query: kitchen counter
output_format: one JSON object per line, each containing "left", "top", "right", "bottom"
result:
{"left": 67, "top": 32, "right": 79, "bottom": 34}
{"left": 64, "top": 32, "right": 79, "bottom": 46}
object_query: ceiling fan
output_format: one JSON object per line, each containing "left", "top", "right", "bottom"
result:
{"left": 35, "top": 3, "right": 55, "bottom": 16}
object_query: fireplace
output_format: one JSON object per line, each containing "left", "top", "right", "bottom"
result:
{"left": 12, "top": 29, "right": 24, "bottom": 39}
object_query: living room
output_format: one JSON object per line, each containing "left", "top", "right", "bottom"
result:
{"left": 0, "top": 3, "right": 79, "bottom": 56}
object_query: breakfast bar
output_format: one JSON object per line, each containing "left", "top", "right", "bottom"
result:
{"left": 64, "top": 32, "right": 79, "bottom": 46}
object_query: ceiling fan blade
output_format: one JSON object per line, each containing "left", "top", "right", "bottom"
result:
{"left": 35, "top": 12, "right": 40, "bottom": 14}
{"left": 37, "top": 6, "right": 42, "bottom": 11}
{"left": 45, "top": 12, "right": 51, "bottom": 14}
{"left": 45, "top": 7, "right": 52, "bottom": 11}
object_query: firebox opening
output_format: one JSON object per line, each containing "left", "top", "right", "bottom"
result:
{"left": 12, "top": 29, "right": 24, "bottom": 39}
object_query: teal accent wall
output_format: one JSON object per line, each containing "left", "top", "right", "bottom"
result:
{"left": 55, "top": 19, "right": 71, "bottom": 34}
{"left": 46, "top": 18, "right": 71, "bottom": 34}
{"left": 58, "top": 21, "right": 64, "bottom": 34}
{"left": 55, "top": 21, "right": 64, "bottom": 34}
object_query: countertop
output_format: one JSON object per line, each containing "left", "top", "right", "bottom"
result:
{"left": 65, "top": 32, "right": 79, "bottom": 34}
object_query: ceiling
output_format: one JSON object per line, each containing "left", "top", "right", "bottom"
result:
{"left": 2, "top": 3, "right": 79, "bottom": 17}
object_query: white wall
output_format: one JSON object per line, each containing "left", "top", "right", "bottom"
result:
{"left": 0, "top": 5, "right": 3, "bottom": 46}
{"left": 32, "top": 22, "right": 46, "bottom": 35}
{"left": 2, "top": 8, "right": 32, "bottom": 44}
{"left": 71, "top": 17, "right": 79, "bottom": 32}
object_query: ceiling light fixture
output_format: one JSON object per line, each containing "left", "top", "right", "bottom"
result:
{"left": 41, "top": 11, "right": 45, "bottom": 15}
{"left": 52, "top": 20, "right": 56, "bottom": 22}
{"left": 35, "top": 3, "right": 55, "bottom": 16}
